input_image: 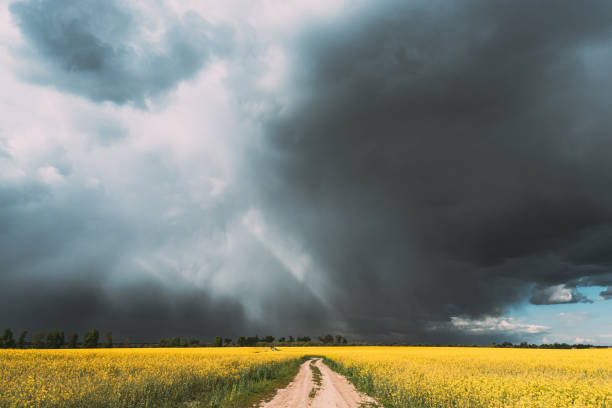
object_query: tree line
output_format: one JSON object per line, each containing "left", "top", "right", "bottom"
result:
{"left": 5, "top": 328, "right": 605, "bottom": 349}
{"left": 0, "top": 328, "right": 115, "bottom": 348}
{"left": 158, "top": 334, "right": 349, "bottom": 347}
{"left": 0, "top": 328, "right": 350, "bottom": 348}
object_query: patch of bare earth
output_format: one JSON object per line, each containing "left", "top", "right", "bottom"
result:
{"left": 259, "top": 358, "right": 379, "bottom": 408}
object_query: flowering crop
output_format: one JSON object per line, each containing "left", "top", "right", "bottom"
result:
{"left": 2, "top": 346, "right": 611, "bottom": 407}
{"left": 314, "top": 346, "right": 612, "bottom": 408}
{"left": 0, "top": 347, "right": 304, "bottom": 408}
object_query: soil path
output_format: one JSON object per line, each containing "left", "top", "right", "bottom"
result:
{"left": 259, "top": 358, "right": 379, "bottom": 408}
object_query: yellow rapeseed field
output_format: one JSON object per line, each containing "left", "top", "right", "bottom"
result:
{"left": 1, "top": 346, "right": 611, "bottom": 407}
{"left": 0, "top": 347, "right": 305, "bottom": 408}
{"left": 313, "top": 346, "right": 612, "bottom": 408}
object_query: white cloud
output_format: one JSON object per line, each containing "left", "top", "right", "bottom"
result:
{"left": 548, "top": 284, "right": 574, "bottom": 303}
{"left": 37, "top": 165, "right": 65, "bottom": 185}
{"left": 450, "top": 316, "right": 550, "bottom": 335}
{"left": 556, "top": 312, "right": 589, "bottom": 326}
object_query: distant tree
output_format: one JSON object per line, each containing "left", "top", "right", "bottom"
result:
{"left": 224, "top": 338, "right": 232, "bottom": 346}
{"left": 46, "top": 330, "right": 64, "bottom": 348}
{"left": 263, "top": 336, "right": 275, "bottom": 343}
{"left": 237, "top": 336, "right": 246, "bottom": 347}
{"left": 83, "top": 329, "right": 99, "bottom": 348}
{"left": 189, "top": 339, "right": 201, "bottom": 346}
{"left": 170, "top": 336, "right": 181, "bottom": 347}
{"left": 159, "top": 338, "right": 170, "bottom": 347}
{"left": 297, "top": 336, "right": 311, "bottom": 342}
{"left": 67, "top": 333, "right": 78, "bottom": 348}
{"left": 288, "top": 336, "right": 294, "bottom": 342}
{"left": 278, "top": 337, "right": 286, "bottom": 342}
{"left": 104, "top": 331, "right": 113, "bottom": 348}
{"left": 17, "top": 330, "right": 27, "bottom": 348}
{"left": 318, "top": 334, "right": 334, "bottom": 344}
{"left": 1, "top": 328, "right": 15, "bottom": 348}
{"left": 342, "top": 337, "right": 348, "bottom": 344}
{"left": 46, "top": 331, "right": 55, "bottom": 348}
{"left": 123, "top": 338, "right": 130, "bottom": 347}
{"left": 213, "top": 336, "right": 223, "bottom": 347}
{"left": 246, "top": 336, "right": 259, "bottom": 346}
{"left": 32, "top": 331, "right": 45, "bottom": 348}
{"left": 181, "top": 338, "right": 189, "bottom": 347}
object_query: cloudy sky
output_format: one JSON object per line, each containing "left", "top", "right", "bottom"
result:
{"left": 2, "top": 0, "right": 612, "bottom": 344}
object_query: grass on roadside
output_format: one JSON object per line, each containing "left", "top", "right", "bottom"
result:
{"left": 308, "top": 360, "right": 322, "bottom": 400}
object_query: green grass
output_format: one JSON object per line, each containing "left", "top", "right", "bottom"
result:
{"left": 308, "top": 359, "right": 322, "bottom": 400}
{"left": 179, "top": 357, "right": 310, "bottom": 408}
{"left": 323, "top": 358, "right": 381, "bottom": 408}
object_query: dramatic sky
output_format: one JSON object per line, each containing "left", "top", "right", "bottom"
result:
{"left": 2, "top": 0, "right": 612, "bottom": 344}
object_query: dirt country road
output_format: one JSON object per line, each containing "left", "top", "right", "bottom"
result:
{"left": 259, "top": 358, "right": 379, "bottom": 408}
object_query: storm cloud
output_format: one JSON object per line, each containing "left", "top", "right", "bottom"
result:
{"left": 2, "top": 0, "right": 612, "bottom": 344}
{"left": 10, "top": 0, "right": 233, "bottom": 106}
{"left": 248, "top": 0, "right": 612, "bottom": 340}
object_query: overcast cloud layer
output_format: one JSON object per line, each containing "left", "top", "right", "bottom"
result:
{"left": 2, "top": 0, "right": 612, "bottom": 344}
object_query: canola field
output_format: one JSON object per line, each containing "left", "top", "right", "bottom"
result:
{"left": 318, "top": 346, "right": 612, "bottom": 408}
{"left": 1, "top": 346, "right": 611, "bottom": 408}
{"left": 0, "top": 347, "right": 305, "bottom": 408}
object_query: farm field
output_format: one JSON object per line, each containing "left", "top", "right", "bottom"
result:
{"left": 319, "top": 346, "right": 612, "bottom": 408}
{"left": 0, "top": 347, "right": 307, "bottom": 408}
{"left": 1, "top": 346, "right": 611, "bottom": 408}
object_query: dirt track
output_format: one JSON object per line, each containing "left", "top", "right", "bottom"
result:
{"left": 259, "top": 358, "right": 379, "bottom": 408}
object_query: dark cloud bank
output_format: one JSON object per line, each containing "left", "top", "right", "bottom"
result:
{"left": 252, "top": 0, "right": 612, "bottom": 342}
{"left": 4, "top": 0, "right": 612, "bottom": 343}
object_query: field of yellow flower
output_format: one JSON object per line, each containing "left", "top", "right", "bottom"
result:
{"left": 315, "top": 346, "right": 612, "bottom": 408}
{"left": 0, "top": 347, "right": 306, "bottom": 408}
{"left": 1, "top": 346, "right": 611, "bottom": 408}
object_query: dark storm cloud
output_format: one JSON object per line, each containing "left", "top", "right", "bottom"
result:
{"left": 249, "top": 0, "right": 612, "bottom": 341}
{"left": 0, "top": 275, "right": 248, "bottom": 342}
{"left": 9, "top": 0, "right": 233, "bottom": 106}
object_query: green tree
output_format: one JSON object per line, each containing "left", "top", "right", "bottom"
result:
{"left": 17, "top": 330, "right": 27, "bottom": 348}
{"left": 159, "top": 338, "right": 169, "bottom": 347}
{"left": 123, "top": 338, "right": 130, "bottom": 347}
{"left": 46, "top": 330, "right": 57, "bottom": 348}
{"left": 83, "top": 329, "right": 99, "bottom": 348}
{"left": 104, "top": 331, "right": 113, "bottom": 348}
{"left": 181, "top": 338, "right": 189, "bottom": 347}
{"left": 46, "top": 330, "right": 64, "bottom": 348}
{"left": 224, "top": 338, "right": 232, "bottom": 346}
{"left": 318, "top": 334, "right": 334, "bottom": 344}
{"left": 289, "top": 336, "right": 294, "bottom": 342}
{"left": 237, "top": 336, "right": 246, "bottom": 347}
{"left": 213, "top": 336, "right": 223, "bottom": 347}
{"left": 32, "top": 331, "right": 45, "bottom": 348}
{"left": 170, "top": 336, "right": 180, "bottom": 347}
{"left": 1, "top": 328, "right": 15, "bottom": 348}
{"left": 68, "top": 333, "right": 78, "bottom": 348}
